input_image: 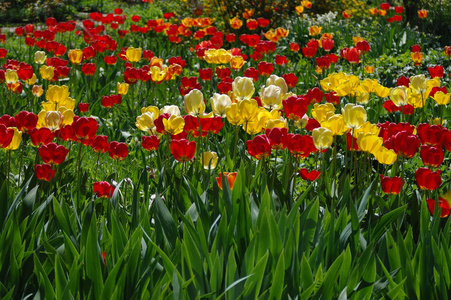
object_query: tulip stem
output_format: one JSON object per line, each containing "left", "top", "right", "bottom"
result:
{"left": 233, "top": 125, "right": 239, "bottom": 168}
{"left": 75, "top": 143, "right": 83, "bottom": 210}
{"left": 7, "top": 150, "right": 11, "bottom": 193}
{"left": 18, "top": 136, "right": 26, "bottom": 186}
{"left": 94, "top": 152, "right": 101, "bottom": 182}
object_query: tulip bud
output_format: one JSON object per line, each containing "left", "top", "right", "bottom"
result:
{"left": 201, "top": 151, "right": 218, "bottom": 169}
{"left": 34, "top": 51, "right": 47, "bottom": 64}
{"left": 312, "top": 127, "right": 333, "bottom": 150}
{"left": 32, "top": 85, "right": 44, "bottom": 97}
{"left": 117, "top": 82, "right": 129, "bottom": 95}
{"left": 68, "top": 49, "right": 83, "bottom": 64}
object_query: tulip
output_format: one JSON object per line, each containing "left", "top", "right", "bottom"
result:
{"left": 312, "top": 127, "right": 333, "bottom": 150}
{"left": 312, "top": 103, "right": 335, "bottom": 123}
{"left": 380, "top": 175, "right": 404, "bottom": 195}
{"left": 232, "top": 77, "right": 255, "bottom": 101}
{"left": 29, "top": 128, "right": 54, "bottom": 146}
{"left": 299, "top": 168, "right": 322, "bottom": 181}
{"left": 108, "top": 141, "right": 129, "bottom": 160}
{"left": 5, "top": 69, "right": 18, "bottom": 84}
{"left": 283, "top": 96, "right": 309, "bottom": 121}
{"left": 417, "top": 124, "right": 443, "bottom": 146}
{"left": 72, "top": 116, "right": 98, "bottom": 141}
{"left": 38, "top": 142, "right": 69, "bottom": 164}
{"left": 136, "top": 112, "right": 158, "bottom": 133}
{"left": 216, "top": 172, "right": 238, "bottom": 190}
{"left": 184, "top": 89, "right": 205, "bottom": 116}
{"left": 32, "top": 85, "right": 44, "bottom": 97}
{"left": 410, "top": 52, "right": 423, "bottom": 66}
{"left": 171, "top": 139, "right": 196, "bottom": 162}
{"left": 230, "top": 56, "right": 245, "bottom": 70}
{"left": 117, "top": 82, "right": 129, "bottom": 95}
{"left": 418, "top": 9, "right": 428, "bottom": 18}
{"left": 385, "top": 131, "right": 420, "bottom": 159}
{"left": 420, "top": 145, "right": 444, "bottom": 168}
{"left": 34, "top": 51, "right": 47, "bottom": 64}
{"left": 346, "top": 48, "right": 360, "bottom": 64}
{"left": 199, "top": 68, "right": 212, "bottom": 81}
{"left": 81, "top": 63, "right": 96, "bottom": 76}
{"left": 432, "top": 92, "right": 450, "bottom": 105}
{"left": 259, "top": 85, "right": 282, "bottom": 110}
{"left": 162, "top": 115, "right": 185, "bottom": 136}
{"left": 142, "top": 135, "right": 160, "bottom": 151}
{"left": 321, "top": 114, "right": 349, "bottom": 136}
{"left": 68, "top": 49, "right": 83, "bottom": 64}
{"left": 357, "top": 133, "right": 383, "bottom": 155}
{"left": 246, "top": 135, "right": 272, "bottom": 160}
{"left": 265, "top": 127, "right": 288, "bottom": 150}
{"left": 93, "top": 181, "right": 115, "bottom": 198}
{"left": 308, "top": 26, "right": 322, "bottom": 36}
{"left": 230, "top": 17, "right": 243, "bottom": 29}
{"left": 426, "top": 198, "right": 450, "bottom": 218}
{"left": 416, "top": 167, "right": 441, "bottom": 190}
{"left": 342, "top": 103, "right": 367, "bottom": 129}
{"left": 46, "top": 85, "right": 70, "bottom": 104}
{"left": 126, "top": 47, "right": 142, "bottom": 63}
{"left": 210, "top": 93, "right": 232, "bottom": 117}
{"left": 0, "top": 125, "right": 14, "bottom": 149}
{"left": 266, "top": 75, "right": 288, "bottom": 97}
{"left": 40, "top": 65, "right": 55, "bottom": 80}
{"left": 201, "top": 151, "right": 218, "bottom": 169}
{"left": 225, "top": 103, "right": 243, "bottom": 125}
{"left": 35, "top": 164, "right": 56, "bottom": 182}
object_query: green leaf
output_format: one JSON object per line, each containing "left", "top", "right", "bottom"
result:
{"left": 154, "top": 190, "right": 179, "bottom": 251}
{"left": 269, "top": 251, "right": 285, "bottom": 300}
{"left": 85, "top": 214, "right": 103, "bottom": 299}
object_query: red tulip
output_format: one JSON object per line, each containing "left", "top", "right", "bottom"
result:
{"left": 302, "top": 46, "right": 317, "bottom": 58}
{"left": 416, "top": 167, "right": 441, "bottom": 190}
{"left": 14, "top": 111, "right": 38, "bottom": 133}
{"left": 83, "top": 46, "right": 96, "bottom": 60}
{"left": 29, "top": 128, "right": 54, "bottom": 146}
{"left": 383, "top": 100, "right": 399, "bottom": 113}
{"left": 0, "top": 48, "right": 7, "bottom": 59}
{"left": 199, "top": 68, "right": 212, "bottom": 81}
{"left": 265, "top": 127, "right": 288, "bottom": 150}
{"left": 171, "top": 138, "right": 196, "bottom": 162}
{"left": 114, "top": 8, "right": 123, "bottom": 14}
{"left": 142, "top": 135, "right": 160, "bottom": 151}
{"left": 275, "top": 55, "right": 289, "bottom": 66}
{"left": 58, "top": 125, "right": 76, "bottom": 142}
{"left": 395, "top": 6, "right": 404, "bottom": 14}
{"left": 356, "top": 40, "right": 370, "bottom": 54}
{"left": 108, "top": 141, "right": 129, "bottom": 160}
{"left": 81, "top": 63, "right": 96, "bottom": 76}
{"left": 247, "top": 135, "right": 271, "bottom": 160}
{"left": 380, "top": 2, "right": 390, "bottom": 10}
{"left": 72, "top": 116, "right": 99, "bottom": 141}
{"left": 78, "top": 103, "right": 89, "bottom": 113}
{"left": 281, "top": 73, "right": 298, "bottom": 88}
{"left": 35, "top": 164, "right": 56, "bottom": 182}
{"left": 299, "top": 168, "right": 322, "bottom": 181}
{"left": 346, "top": 132, "right": 360, "bottom": 151}
{"left": 216, "top": 67, "right": 231, "bottom": 80}
{"left": 93, "top": 181, "right": 115, "bottom": 198}
{"left": 325, "top": 92, "right": 340, "bottom": 105}
{"left": 384, "top": 131, "right": 420, "bottom": 158}
{"left": 104, "top": 55, "right": 117, "bottom": 65}
{"left": 428, "top": 65, "right": 444, "bottom": 78}
{"left": 426, "top": 198, "right": 450, "bottom": 218}
{"left": 226, "top": 33, "right": 236, "bottom": 43}
{"left": 411, "top": 44, "right": 421, "bottom": 53}
{"left": 420, "top": 145, "right": 444, "bottom": 168}
{"left": 217, "top": 78, "right": 233, "bottom": 94}
{"left": 305, "top": 118, "right": 321, "bottom": 132}
{"left": 15, "top": 26, "right": 25, "bottom": 36}
{"left": 90, "top": 135, "right": 109, "bottom": 153}
{"left": 244, "top": 67, "right": 259, "bottom": 82}
{"left": 417, "top": 123, "right": 444, "bottom": 146}
{"left": 17, "top": 65, "right": 34, "bottom": 80}
{"left": 257, "top": 61, "right": 273, "bottom": 76}
{"left": 0, "top": 124, "right": 14, "bottom": 148}
{"left": 346, "top": 47, "right": 361, "bottom": 64}
{"left": 131, "top": 15, "right": 141, "bottom": 22}
{"left": 322, "top": 38, "right": 334, "bottom": 52}
{"left": 283, "top": 95, "right": 309, "bottom": 121}
{"left": 307, "top": 87, "right": 324, "bottom": 103}
{"left": 286, "top": 134, "right": 315, "bottom": 158}
{"left": 380, "top": 175, "right": 404, "bottom": 195}
{"left": 38, "top": 143, "right": 69, "bottom": 165}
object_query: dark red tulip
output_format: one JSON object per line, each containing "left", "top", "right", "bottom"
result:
{"left": 384, "top": 131, "right": 420, "bottom": 158}
{"left": 247, "top": 135, "right": 272, "bottom": 160}
{"left": 305, "top": 118, "right": 321, "bottom": 132}
{"left": 171, "top": 138, "right": 196, "bottom": 162}
{"left": 29, "top": 128, "right": 54, "bottom": 146}
{"left": 417, "top": 123, "right": 444, "bottom": 146}
{"left": 282, "top": 73, "right": 298, "bottom": 88}
{"left": 78, "top": 103, "right": 89, "bottom": 113}
{"left": 325, "top": 92, "right": 340, "bottom": 105}
{"left": 416, "top": 167, "right": 441, "bottom": 190}
{"left": 58, "top": 125, "right": 76, "bottom": 142}
{"left": 93, "top": 181, "right": 115, "bottom": 198}
{"left": 108, "top": 141, "right": 129, "bottom": 160}
{"left": 275, "top": 55, "right": 289, "bottom": 66}
{"left": 35, "top": 164, "right": 56, "bottom": 182}
{"left": 265, "top": 127, "right": 288, "bottom": 150}
{"left": 380, "top": 175, "right": 404, "bottom": 195}
{"left": 428, "top": 65, "right": 444, "bottom": 78}
{"left": 299, "top": 168, "right": 322, "bottom": 181}
{"left": 81, "top": 63, "right": 96, "bottom": 76}
{"left": 302, "top": 46, "right": 317, "bottom": 58}
{"left": 38, "top": 143, "right": 69, "bottom": 165}
{"left": 199, "top": 68, "right": 212, "bottom": 81}
{"left": 244, "top": 67, "right": 259, "bottom": 82}
{"left": 142, "top": 135, "right": 160, "bottom": 151}
{"left": 346, "top": 132, "right": 360, "bottom": 151}
{"left": 257, "top": 61, "right": 273, "bottom": 76}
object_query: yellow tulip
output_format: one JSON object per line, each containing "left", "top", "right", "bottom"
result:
{"left": 5, "top": 69, "right": 18, "bottom": 84}
{"left": 136, "top": 112, "right": 158, "bottom": 133}
{"left": 409, "top": 74, "right": 428, "bottom": 94}
{"left": 149, "top": 66, "right": 167, "bottom": 82}
{"left": 210, "top": 93, "right": 232, "bottom": 117}
{"left": 25, "top": 73, "right": 37, "bottom": 85}
{"left": 160, "top": 105, "right": 180, "bottom": 116}
{"left": 244, "top": 120, "right": 263, "bottom": 135}
{"left": 46, "top": 85, "right": 70, "bottom": 104}
{"left": 68, "top": 49, "right": 83, "bottom": 64}
{"left": 342, "top": 103, "right": 367, "bottom": 129}
{"left": 266, "top": 75, "right": 288, "bottom": 98}
{"left": 321, "top": 114, "right": 349, "bottom": 136}
{"left": 312, "top": 127, "right": 333, "bottom": 150}
{"left": 356, "top": 88, "right": 370, "bottom": 105}
{"left": 295, "top": 5, "right": 304, "bottom": 14}
{"left": 360, "top": 79, "right": 376, "bottom": 93}
{"left": 126, "top": 47, "right": 142, "bottom": 63}
{"left": 201, "top": 151, "right": 218, "bottom": 169}
{"left": 40, "top": 65, "right": 55, "bottom": 81}
{"left": 357, "top": 133, "right": 383, "bottom": 155}
{"left": 311, "top": 103, "right": 335, "bottom": 123}
{"left": 204, "top": 49, "right": 218, "bottom": 64}
{"left": 389, "top": 86, "right": 408, "bottom": 107}
{"left": 225, "top": 103, "right": 243, "bottom": 125}
{"left": 117, "top": 82, "right": 129, "bottom": 95}
{"left": 149, "top": 57, "right": 163, "bottom": 68}
{"left": 374, "top": 83, "right": 390, "bottom": 98}
{"left": 230, "top": 56, "right": 245, "bottom": 70}
{"left": 433, "top": 92, "right": 451, "bottom": 105}
{"left": 184, "top": 89, "right": 205, "bottom": 116}
{"left": 4, "top": 127, "right": 22, "bottom": 150}
{"left": 238, "top": 99, "right": 259, "bottom": 123}
{"left": 232, "top": 77, "right": 255, "bottom": 101}
{"left": 217, "top": 49, "right": 232, "bottom": 64}
{"left": 320, "top": 77, "right": 332, "bottom": 91}
{"left": 257, "top": 108, "right": 281, "bottom": 130}
{"left": 374, "top": 147, "right": 397, "bottom": 165}
{"left": 141, "top": 106, "right": 160, "bottom": 116}
{"left": 34, "top": 51, "right": 47, "bottom": 64}
{"left": 162, "top": 115, "right": 185, "bottom": 135}
{"left": 353, "top": 122, "right": 380, "bottom": 137}
{"left": 259, "top": 85, "right": 282, "bottom": 110}
{"left": 42, "top": 96, "right": 76, "bottom": 111}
